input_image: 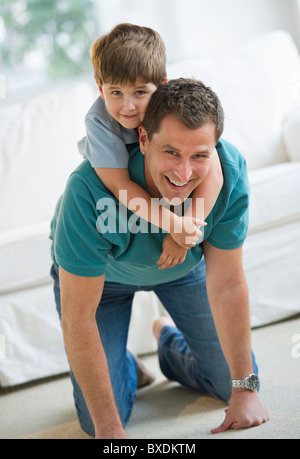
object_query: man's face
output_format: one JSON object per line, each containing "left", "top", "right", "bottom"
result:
{"left": 139, "top": 115, "right": 217, "bottom": 203}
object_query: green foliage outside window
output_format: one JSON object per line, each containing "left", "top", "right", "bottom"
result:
{"left": 0, "top": 0, "right": 99, "bottom": 80}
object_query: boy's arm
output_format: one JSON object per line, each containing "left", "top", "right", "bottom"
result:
{"left": 95, "top": 167, "right": 203, "bottom": 248}
{"left": 59, "top": 267, "right": 127, "bottom": 439}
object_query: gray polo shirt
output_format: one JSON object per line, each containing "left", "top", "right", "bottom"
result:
{"left": 77, "top": 97, "right": 138, "bottom": 168}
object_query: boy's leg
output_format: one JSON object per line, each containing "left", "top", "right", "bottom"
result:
{"left": 50, "top": 264, "right": 141, "bottom": 437}
{"left": 153, "top": 259, "right": 258, "bottom": 404}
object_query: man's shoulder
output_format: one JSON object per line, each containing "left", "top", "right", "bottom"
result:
{"left": 217, "top": 138, "right": 248, "bottom": 189}
{"left": 127, "top": 143, "right": 141, "bottom": 158}
{"left": 206, "top": 139, "right": 250, "bottom": 250}
{"left": 66, "top": 159, "right": 113, "bottom": 197}
{"left": 217, "top": 138, "right": 247, "bottom": 170}
{"left": 68, "top": 149, "right": 143, "bottom": 196}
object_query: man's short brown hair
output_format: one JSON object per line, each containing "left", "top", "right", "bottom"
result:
{"left": 92, "top": 23, "right": 167, "bottom": 86}
{"left": 143, "top": 78, "right": 225, "bottom": 142}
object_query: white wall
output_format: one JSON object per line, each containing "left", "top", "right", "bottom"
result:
{"left": 95, "top": 0, "right": 300, "bottom": 62}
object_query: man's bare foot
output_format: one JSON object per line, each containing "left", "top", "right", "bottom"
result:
{"left": 136, "top": 356, "right": 156, "bottom": 389}
{"left": 152, "top": 317, "right": 176, "bottom": 343}
{"left": 127, "top": 346, "right": 156, "bottom": 389}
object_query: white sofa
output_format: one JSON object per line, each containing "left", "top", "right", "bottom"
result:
{"left": 0, "top": 30, "right": 300, "bottom": 387}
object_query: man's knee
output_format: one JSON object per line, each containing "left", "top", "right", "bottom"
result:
{"left": 194, "top": 359, "right": 232, "bottom": 404}
{"left": 208, "top": 377, "right": 232, "bottom": 404}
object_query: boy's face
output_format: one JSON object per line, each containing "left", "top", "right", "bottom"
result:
{"left": 98, "top": 79, "right": 158, "bottom": 130}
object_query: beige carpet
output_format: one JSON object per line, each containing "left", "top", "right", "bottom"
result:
{"left": 1, "top": 317, "right": 300, "bottom": 439}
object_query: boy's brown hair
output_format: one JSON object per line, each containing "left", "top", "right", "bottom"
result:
{"left": 143, "top": 78, "right": 225, "bottom": 142}
{"left": 91, "top": 23, "right": 167, "bottom": 86}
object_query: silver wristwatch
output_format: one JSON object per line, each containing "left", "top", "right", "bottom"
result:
{"left": 232, "top": 374, "right": 259, "bottom": 391}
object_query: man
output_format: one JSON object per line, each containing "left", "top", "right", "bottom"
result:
{"left": 50, "top": 79, "right": 269, "bottom": 439}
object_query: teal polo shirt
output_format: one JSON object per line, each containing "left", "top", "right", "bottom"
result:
{"left": 50, "top": 139, "right": 249, "bottom": 285}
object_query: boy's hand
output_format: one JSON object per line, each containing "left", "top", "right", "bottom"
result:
{"left": 170, "top": 216, "right": 205, "bottom": 250}
{"left": 157, "top": 234, "right": 188, "bottom": 270}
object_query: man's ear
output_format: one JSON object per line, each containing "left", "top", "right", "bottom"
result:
{"left": 139, "top": 125, "right": 149, "bottom": 156}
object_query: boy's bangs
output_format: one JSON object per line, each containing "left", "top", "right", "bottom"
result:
{"left": 103, "top": 57, "right": 164, "bottom": 87}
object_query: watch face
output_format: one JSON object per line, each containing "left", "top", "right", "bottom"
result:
{"left": 247, "top": 374, "right": 259, "bottom": 390}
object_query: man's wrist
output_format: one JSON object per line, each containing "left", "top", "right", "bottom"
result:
{"left": 95, "top": 419, "right": 127, "bottom": 439}
{"left": 231, "top": 373, "right": 259, "bottom": 391}
{"left": 232, "top": 387, "right": 257, "bottom": 394}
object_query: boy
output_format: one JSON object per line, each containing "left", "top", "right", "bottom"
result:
{"left": 78, "top": 23, "right": 223, "bottom": 268}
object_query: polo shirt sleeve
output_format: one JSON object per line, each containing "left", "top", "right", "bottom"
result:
{"left": 53, "top": 172, "right": 113, "bottom": 277}
{"left": 207, "top": 159, "right": 250, "bottom": 250}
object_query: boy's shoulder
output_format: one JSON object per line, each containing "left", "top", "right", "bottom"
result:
{"left": 85, "top": 97, "right": 139, "bottom": 145}
{"left": 85, "top": 97, "right": 117, "bottom": 128}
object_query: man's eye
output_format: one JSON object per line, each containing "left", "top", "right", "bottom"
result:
{"left": 166, "top": 150, "right": 177, "bottom": 156}
{"left": 194, "top": 154, "right": 208, "bottom": 159}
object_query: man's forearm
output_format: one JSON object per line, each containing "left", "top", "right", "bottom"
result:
{"left": 59, "top": 269, "right": 126, "bottom": 438}
{"left": 62, "top": 316, "right": 124, "bottom": 438}
{"left": 208, "top": 282, "right": 270, "bottom": 434}
{"left": 203, "top": 243, "right": 269, "bottom": 432}
{"left": 207, "top": 276, "right": 254, "bottom": 379}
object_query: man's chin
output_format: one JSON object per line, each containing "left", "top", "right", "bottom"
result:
{"left": 161, "top": 177, "right": 194, "bottom": 204}
{"left": 161, "top": 196, "right": 184, "bottom": 206}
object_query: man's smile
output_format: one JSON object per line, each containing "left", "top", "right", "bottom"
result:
{"left": 165, "top": 175, "right": 191, "bottom": 189}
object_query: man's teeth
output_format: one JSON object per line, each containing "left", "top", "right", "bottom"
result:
{"left": 168, "top": 177, "right": 189, "bottom": 187}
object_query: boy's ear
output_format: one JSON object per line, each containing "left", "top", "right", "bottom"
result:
{"left": 139, "top": 125, "right": 149, "bottom": 155}
{"left": 95, "top": 78, "right": 105, "bottom": 99}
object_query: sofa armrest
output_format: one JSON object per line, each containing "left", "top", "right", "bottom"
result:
{"left": 283, "top": 106, "right": 300, "bottom": 162}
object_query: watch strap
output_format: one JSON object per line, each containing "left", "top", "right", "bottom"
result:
{"left": 232, "top": 374, "right": 259, "bottom": 391}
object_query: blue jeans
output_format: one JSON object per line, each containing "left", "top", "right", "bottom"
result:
{"left": 50, "top": 260, "right": 258, "bottom": 438}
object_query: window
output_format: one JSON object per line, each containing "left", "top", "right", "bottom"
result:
{"left": 0, "top": 0, "right": 100, "bottom": 96}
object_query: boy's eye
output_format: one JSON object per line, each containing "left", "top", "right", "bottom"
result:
{"left": 112, "top": 90, "right": 122, "bottom": 96}
{"left": 136, "top": 90, "right": 146, "bottom": 96}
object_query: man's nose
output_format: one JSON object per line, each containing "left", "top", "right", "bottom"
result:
{"left": 175, "top": 161, "right": 193, "bottom": 182}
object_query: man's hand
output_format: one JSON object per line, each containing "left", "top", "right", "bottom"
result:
{"left": 95, "top": 426, "right": 128, "bottom": 439}
{"left": 211, "top": 390, "right": 269, "bottom": 434}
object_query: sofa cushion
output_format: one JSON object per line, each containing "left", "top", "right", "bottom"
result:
{"left": 0, "top": 284, "right": 69, "bottom": 386}
{"left": 0, "top": 78, "right": 97, "bottom": 235}
{"left": 0, "top": 222, "right": 52, "bottom": 293}
{"left": 283, "top": 106, "right": 300, "bottom": 162}
{"left": 167, "top": 31, "right": 300, "bottom": 170}
{"left": 244, "top": 220, "right": 300, "bottom": 327}
{"left": 248, "top": 162, "right": 300, "bottom": 233}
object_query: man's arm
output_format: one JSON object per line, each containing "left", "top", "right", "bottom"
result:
{"left": 59, "top": 267, "right": 127, "bottom": 439}
{"left": 202, "top": 241, "right": 269, "bottom": 432}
